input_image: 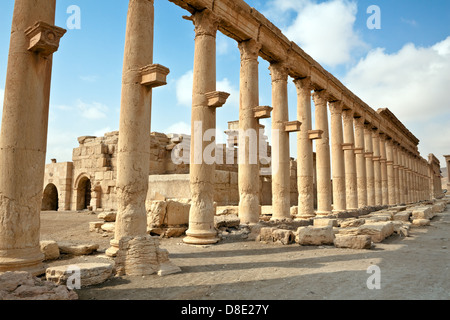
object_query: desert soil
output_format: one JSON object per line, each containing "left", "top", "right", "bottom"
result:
{"left": 39, "top": 207, "right": 450, "bottom": 301}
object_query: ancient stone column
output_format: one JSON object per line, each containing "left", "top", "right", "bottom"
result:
{"left": 269, "top": 62, "right": 291, "bottom": 220}
{"left": 364, "top": 124, "right": 375, "bottom": 206}
{"left": 392, "top": 142, "right": 400, "bottom": 204}
{"left": 312, "top": 90, "right": 332, "bottom": 215}
{"left": 379, "top": 134, "right": 389, "bottom": 205}
{"left": 342, "top": 109, "right": 358, "bottom": 210}
{"left": 237, "top": 39, "right": 261, "bottom": 224}
{"left": 372, "top": 129, "right": 382, "bottom": 205}
{"left": 354, "top": 117, "right": 367, "bottom": 207}
{"left": 107, "top": 0, "right": 164, "bottom": 256}
{"left": 0, "top": 0, "right": 65, "bottom": 275}
{"left": 329, "top": 101, "right": 346, "bottom": 212}
{"left": 385, "top": 138, "right": 396, "bottom": 205}
{"left": 398, "top": 148, "right": 406, "bottom": 204}
{"left": 405, "top": 153, "right": 412, "bottom": 203}
{"left": 294, "top": 77, "right": 315, "bottom": 218}
{"left": 445, "top": 155, "right": 450, "bottom": 190}
{"left": 184, "top": 10, "right": 226, "bottom": 244}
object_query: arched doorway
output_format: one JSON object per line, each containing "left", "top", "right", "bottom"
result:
{"left": 41, "top": 183, "right": 59, "bottom": 211}
{"left": 76, "top": 176, "right": 92, "bottom": 210}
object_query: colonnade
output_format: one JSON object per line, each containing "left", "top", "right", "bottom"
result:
{"left": 0, "top": 0, "right": 444, "bottom": 274}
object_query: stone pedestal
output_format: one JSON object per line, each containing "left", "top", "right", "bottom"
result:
{"left": 269, "top": 62, "right": 291, "bottom": 220}
{"left": 237, "top": 39, "right": 262, "bottom": 224}
{"left": 294, "top": 78, "right": 315, "bottom": 218}
{"left": 312, "top": 91, "right": 332, "bottom": 215}
{"left": 0, "top": 0, "right": 65, "bottom": 275}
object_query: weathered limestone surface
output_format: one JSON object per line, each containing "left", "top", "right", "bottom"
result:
{"left": 39, "top": 241, "right": 60, "bottom": 261}
{"left": 46, "top": 263, "right": 113, "bottom": 287}
{"left": 334, "top": 234, "right": 372, "bottom": 250}
{"left": 338, "top": 221, "right": 394, "bottom": 243}
{"left": 295, "top": 226, "right": 335, "bottom": 245}
{"left": 58, "top": 243, "right": 99, "bottom": 256}
{"left": 0, "top": 271, "right": 78, "bottom": 300}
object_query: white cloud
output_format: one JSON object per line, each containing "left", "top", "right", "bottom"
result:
{"left": 343, "top": 36, "right": 450, "bottom": 122}
{"left": 264, "top": 0, "right": 366, "bottom": 67}
{"left": 165, "top": 121, "right": 191, "bottom": 135}
{"left": 217, "top": 78, "right": 239, "bottom": 109}
{"left": 76, "top": 99, "right": 108, "bottom": 119}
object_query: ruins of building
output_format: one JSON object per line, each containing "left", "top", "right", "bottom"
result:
{"left": 0, "top": 0, "right": 445, "bottom": 276}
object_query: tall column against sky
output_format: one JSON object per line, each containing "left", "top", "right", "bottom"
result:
{"left": 184, "top": 9, "right": 229, "bottom": 244}
{"left": 342, "top": 109, "right": 358, "bottom": 210}
{"left": 354, "top": 116, "right": 367, "bottom": 207}
{"left": 237, "top": 39, "right": 261, "bottom": 224}
{"left": 294, "top": 77, "right": 315, "bottom": 218}
{"left": 398, "top": 148, "right": 406, "bottom": 204}
{"left": 0, "top": 0, "right": 65, "bottom": 275}
{"left": 329, "top": 101, "right": 346, "bottom": 212}
{"left": 312, "top": 90, "right": 332, "bottom": 215}
{"left": 379, "top": 133, "right": 389, "bottom": 205}
{"left": 364, "top": 123, "right": 375, "bottom": 206}
{"left": 386, "top": 138, "right": 396, "bottom": 205}
{"left": 269, "top": 62, "right": 291, "bottom": 220}
{"left": 372, "top": 129, "right": 382, "bottom": 205}
{"left": 108, "top": 0, "right": 164, "bottom": 256}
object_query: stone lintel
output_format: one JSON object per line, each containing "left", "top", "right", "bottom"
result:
{"left": 253, "top": 106, "right": 273, "bottom": 119}
{"left": 206, "top": 91, "right": 230, "bottom": 108}
{"left": 308, "top": 129, "right": 323, "bottom": 140}
{"left": 25, "top": 21, "right": 66, "bottom": 57}
{"left": 141, "top": 64, "right": 170, "bottom": 88}
{"left": 284, "top": 121, "right": 302, "bottom": 132}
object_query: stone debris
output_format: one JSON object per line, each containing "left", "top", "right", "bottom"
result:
{"left": 334, "top": 234, "right": 372, "bottom": 250}
{"left": 58, "top": 243, "right": 99, "bottom": 256}
{"left": 295, "top": 226, "right": 335, "bottom": 246}
{"left": 97, "top": 211, "right": 117, "bottom": 222}
{"left": 46, "top": 263, "right": 113, "bottom": 288}
{"left": 40, "top": 240, "right": 60, "bottom": 261}
{"left": 214, "top": 214, "right": 240, "bottom": 229}
{"left": 0, "top": 271, "right": 78, "bottom": 300}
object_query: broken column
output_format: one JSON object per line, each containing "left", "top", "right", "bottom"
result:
{"left": 294, "top": 77, "right": 315, "bottom": 218}
{"left": 329, "top": 101, "right": 346, "bottom": 212}
{"left": 0, "top": 0, "right": 65, "bottom": 275}
{"left": 237, "top": 39, "right": 262, "bottom": 224}
{"left": 269, "top": 62, "right": 291, "bottom": 220}
{"left": 312, "top": 90, "right": 332, "bottom": 215}
{"left": 108, "top": 0, "right": 170, "bottom": 257}
{"left": 184, "top": 10, "right": 229, "bottom": 244}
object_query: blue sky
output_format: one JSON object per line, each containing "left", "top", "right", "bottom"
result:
{"left": 1, "top": 0, "right": 449, "bottom": 168}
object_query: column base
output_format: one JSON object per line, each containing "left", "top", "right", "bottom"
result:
{"left": 0, "top": 247, "right": 45, "bottom": 276}
{"left": 183, "top": 230, "right": 219, "bottom": 245}
{"left": 315, "top": 210, "right": 332, "bottom": 216}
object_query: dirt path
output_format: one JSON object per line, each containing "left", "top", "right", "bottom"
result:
{"left": 40, "top": 207, "right": 450, "bottom": 301}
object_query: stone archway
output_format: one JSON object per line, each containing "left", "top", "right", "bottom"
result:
{"left": 41, "top": 183, "right": 59, "bottom": 211}
{"left": 76, "top": 176, "right": 92, "bottom": 210}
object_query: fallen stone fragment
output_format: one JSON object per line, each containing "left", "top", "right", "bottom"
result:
{"left": 339, "top": 218, "right": 365, "bottom": 228}
{"left": 97, "top": 211, "right": 117, "bottom": 222}
{"left": 393, "top": 211, "right": 412, "bottom": 222}
{"left": 46, "top": 263, "right": 113, "bottom": 288}
{"left": 313, "top": 218, "right": 338, "bottom": 227}
{"left": 411, "top": 206, "right": 434, "bottom": 220}
{"left": 40, "top": 240, "right": 60, "bottom": 261}
{"left": 334, "top": 234, "right": 372, "bottom": 249}
{"left": 89, "top": 221, "right": 104, "bottom": 232}
{"left": 101, "top": 222, "right": 115, "bottom": 233}
{"left": 214, "top": 214, "right": 240, "bottom": 229}
{"left": 295, "top": 226, "right": 335, "bottom": 246}
{"left": 412, "top": 219, "right": 431, "bottom": 227}
{"left": 58, "top": 243, "right": 99, "bottom": 256}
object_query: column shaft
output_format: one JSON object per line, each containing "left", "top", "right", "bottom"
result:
{"left": 392, "top": 143, "right": 400, "bottom": 204}
{"left": 379, "top": 134, "right": 389, "bottom": 205}
{"left": 354, "top": 117, "right": 367, "bottom": 207}
{"left": 269, "top": 62, "right": 291, "bottom": 220}
{"left": 0, "top": 0, "right": 63, "bottom": 275}
{"left": 312, "top": 91, "right": 332, "bottom": 215}
{"left": 184, "top": 10, "right": 220, "bottom": 244}
{"left": 342, "top": 110, "right": 358, "bottom": 210}
{"left": 372, "top": 130, "right": 382, "bottom": 205}
{"left": 364, "top": 124, "right": 375, "bottom": 206}
{"left": 294, "top": 78, "right": 315, "bottom": 218}
{"left": 386, "top": 139, "right": 396, "bottom": 205}
{"left": 237, "top": 39, "right": 261, "bottom": 224}
{"left": 329, "top": 101, "right": 346, "bottom": 212}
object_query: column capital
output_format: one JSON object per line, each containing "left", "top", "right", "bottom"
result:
{"left": 328, "top": 100, "right": 344, "bottom": 115}
{"left": 189, "top": 10, "right": 219, "bottom": 37}
{"left": 293, "top": 76, "right": 313, "bottom": 91}
{"left": 353, "top": 116, "right": 365, "bottom": 127}
{"left": 312, "top": 90, "right": 329, "bottom": 107}
{"left": 238, "top": 39, "right": 261, "bottom": 61}
{"left": 269, "top": 61, "right": 289, "bottom": 82}
{"left": 342, "top": 108, "right": 355, "bottom": 120}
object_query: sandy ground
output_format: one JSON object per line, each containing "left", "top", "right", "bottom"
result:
{"left": 39, "top": 206, "right": 450, "bottom": 301}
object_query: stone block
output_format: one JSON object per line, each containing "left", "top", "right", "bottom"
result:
{"left": 313, "top": 218, "right": 338, "bottom": 227}
{"left": 40, "top": 240, "right": 60, "bottom": 261}
{"left": 215, "top": 214, "right": 240, "bottom": 228}
{"left": 411, "top": 207, "right": 434, "bottom": 220}
{"left": 334, "top": 234, "right": 372, "bottom": 249}
{"left": 46, "top": 263, "right": 113, "bottom": 288}
{"left": 98, "top": 211, "right": 116, "bottom": 222}
{"left": 58, "top": 243, "right": 99, "bottom": 256}
{"left": 356, "top": 222, "right": 394, "bottom": 243}
{"left": 101, "top": 222, "right": 115, "bottom": 233}
{"left": 339, "top": 218, "right": 365, "bottom": 228}
{"left": 272, "top": 229, "right": 295, "bottom": 245}
{"left": 412, "top": 219, "right": 431, "bottom": 227}
{"left": 393, "top": 211, "right": 412, "bottom": 222}
{"left": 295, "top": 226, "right": 335, "bottom": 246}
{"left": 89, "top": 221, "right": 104, "bottom": 232}
{"left": 166, "top": 200, "right": 190, "bottom": 225}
